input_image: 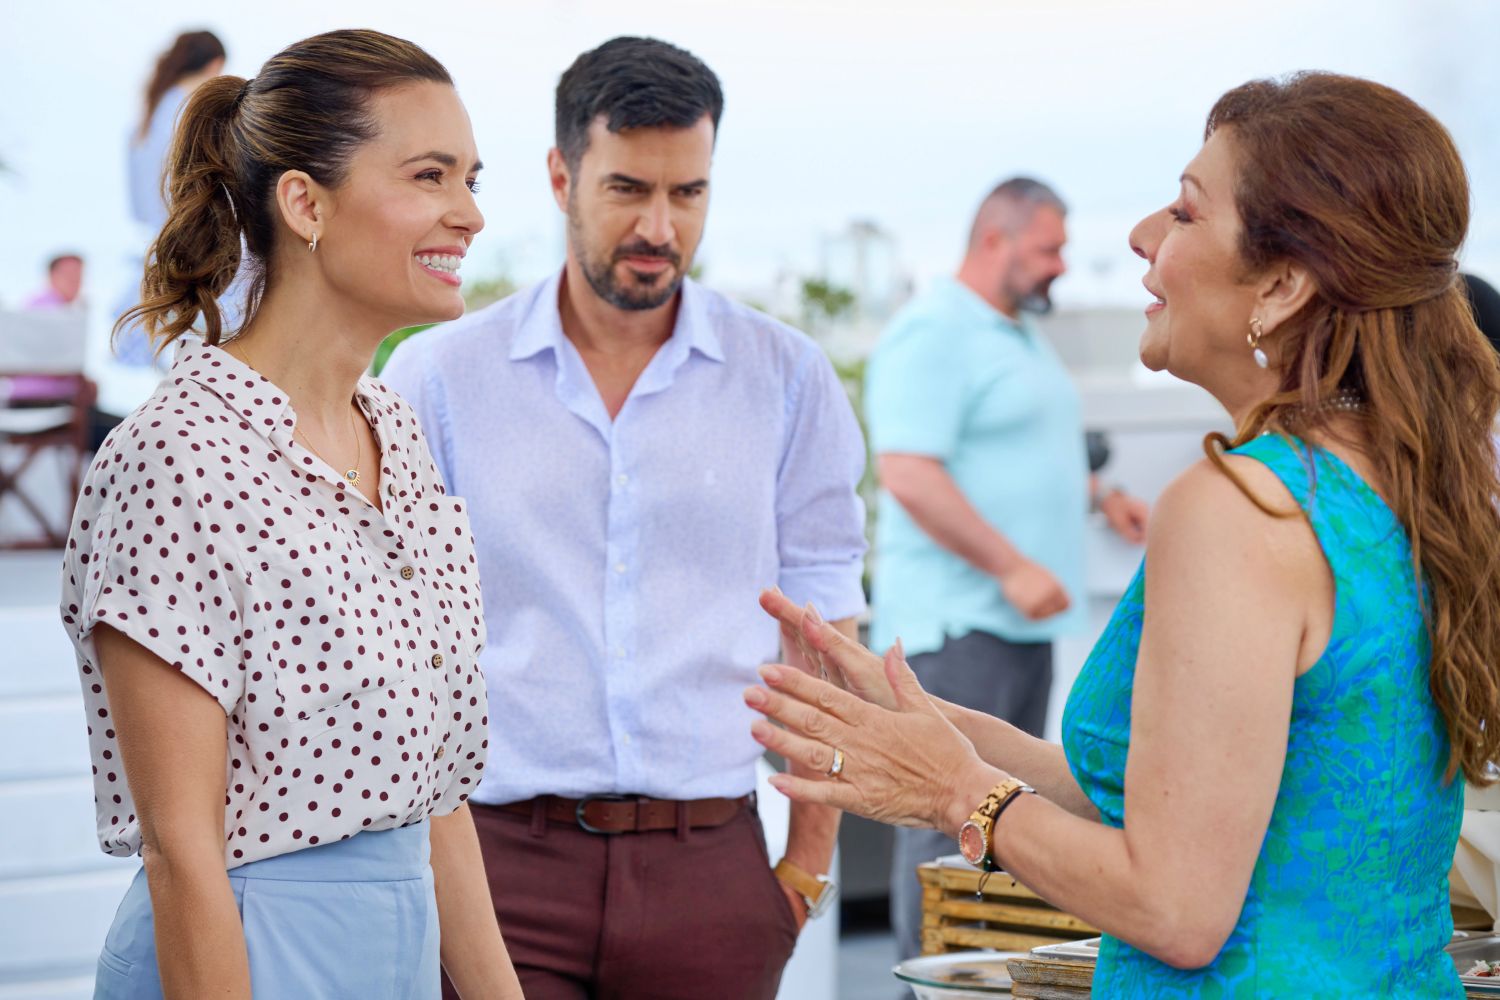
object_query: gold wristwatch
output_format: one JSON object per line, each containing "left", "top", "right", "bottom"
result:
{"left": 958, "top": 777, "right": 1035, "bottom": 872}
{"left": 773, "top": 858, "right": 839, "bottom": 919}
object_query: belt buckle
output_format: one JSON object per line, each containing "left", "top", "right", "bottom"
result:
{"left": 576, "top": 793, "right": 633, "bottom": 835}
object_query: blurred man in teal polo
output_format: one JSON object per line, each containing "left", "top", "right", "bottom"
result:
{"left": 866, "top": 177, "right": 1148, "bottom": 960}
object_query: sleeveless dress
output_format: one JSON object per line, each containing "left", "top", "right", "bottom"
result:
{"left": 1060, "top": 434, "right": 1463, "bottom": 997}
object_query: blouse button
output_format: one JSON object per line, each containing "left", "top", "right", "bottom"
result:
{"left": 400, "top": 566, "right": 415, "bottom": 580}
{"left": 431, "top": 653, "right": 445, "bottom": 668}
{"left": 435, "top": 744, "right": 446, "bottom": 760}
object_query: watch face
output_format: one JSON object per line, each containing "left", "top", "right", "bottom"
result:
{"left": 958, "top": 821, "right": 986, "bottom": 866}
{"left": 808, "top": 876, "right": 840, "bottom": 919}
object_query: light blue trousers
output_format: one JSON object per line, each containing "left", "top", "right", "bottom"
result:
{"left": 94, "top": 822, "right": 440, "bottom": 999}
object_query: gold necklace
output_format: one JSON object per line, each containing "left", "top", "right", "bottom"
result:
{"left": 227, "top": 340, "right": 364, "bottom": 487}
{"left": 294, "top": 407, "right": 363, "bottom": 487}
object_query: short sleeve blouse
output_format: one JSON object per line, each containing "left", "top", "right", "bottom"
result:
{"left": 60, "top": 341, "right": 489, "bottom": 867}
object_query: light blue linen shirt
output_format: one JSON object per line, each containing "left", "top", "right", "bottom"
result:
{"left": 381, "top": 272, "right": 867, "bottom": 803}
{"left": 118, "top": 85, "right": 247, "bottom": 367}
{"left": 865, "top": 277, "right": 1087, "bottom": 656}
{"left": 128, "top": 86, "right": 184, "bottom": 232}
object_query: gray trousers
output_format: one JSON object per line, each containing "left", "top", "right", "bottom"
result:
{"left": 889, "top": 630, "right": 1052, "bottom": 960}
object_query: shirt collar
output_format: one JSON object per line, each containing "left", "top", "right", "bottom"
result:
{"left": 509, "top": 268, "right": 725, "bottom": 365}
{"left": 941, "top": 276, "right": 1033, "bottom": 337}
{"left": 171, "top": 339, "right": 389, "bottom": 441}
{"left": 171, "top": 339, "right": 295, "bottom": 439}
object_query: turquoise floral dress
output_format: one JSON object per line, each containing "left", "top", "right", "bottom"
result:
{"left": 1061, "top": 434, "right": 1463, "bottom": 997}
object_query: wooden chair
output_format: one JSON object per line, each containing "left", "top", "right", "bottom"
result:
{"left": 0, "top": 309, "right": 95, "bottom": 549}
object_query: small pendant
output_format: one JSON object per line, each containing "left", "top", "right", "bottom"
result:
{"left": 344, "top": 469, "right": 361, "bottom": 485}
{"left": 1253, "top": 347, "right": 1269, "bottom": 369}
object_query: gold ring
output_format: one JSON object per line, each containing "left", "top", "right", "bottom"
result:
{"left": 827, "top": 747, "right": 845, "bottom": 778}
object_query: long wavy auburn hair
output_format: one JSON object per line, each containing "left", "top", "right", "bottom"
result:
{"left": 1204, "top": 72, "right": 1500, "bottom": 784}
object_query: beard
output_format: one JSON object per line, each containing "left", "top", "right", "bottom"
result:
{"left": 568, "top": 206, "right": 686, "bottom": 312}
{"left": 1004, "top": 265, "right": 1057, "bottom": 316}
{"left": 1016, "top": 289, "right": 1054, "bottom": 315}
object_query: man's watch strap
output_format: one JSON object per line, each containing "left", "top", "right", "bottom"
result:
{"left": 774, "top": 858, "right": 838, "bottom": 919}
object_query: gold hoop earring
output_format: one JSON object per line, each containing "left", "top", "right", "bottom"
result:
{"left": 308, "top": 232, "right": 319, "bottom": 253}
{"left": 1248, "top": 317, "right": 1268, "bottom": 369}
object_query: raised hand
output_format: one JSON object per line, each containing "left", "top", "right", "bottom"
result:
{"left": 758, "top": 588, "right": 899, "bottom": 710}
{"left": 744, "top": 647, "right": 1001, "bottom": 836}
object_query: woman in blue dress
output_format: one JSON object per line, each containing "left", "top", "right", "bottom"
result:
{"left": 750, "top": 72, "right": 1500, "bottom": 996}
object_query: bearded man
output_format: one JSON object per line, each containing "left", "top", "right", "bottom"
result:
{"left": 864, "top": 177, "right": 1148, "bottom": 961}
{"left": 382, "top": 36, "right": 866, "bottom": 999}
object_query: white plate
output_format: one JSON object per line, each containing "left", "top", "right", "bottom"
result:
{"left": 892, "top": 950, "right": 1023, "bottom": 998}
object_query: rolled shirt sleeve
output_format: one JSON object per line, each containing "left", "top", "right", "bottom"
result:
{"left": 67, "top": 457, "right": 247, "bottom": 714}
{"left": 775, "top": 349, "right": 869, "bottom": 621}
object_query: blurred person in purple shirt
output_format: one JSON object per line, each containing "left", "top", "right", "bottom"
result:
{"left": 9, "top": 253, "right": 86, "bottom": 405}
{"left": 23, "top": 253, "right": 84, "bottom": 311}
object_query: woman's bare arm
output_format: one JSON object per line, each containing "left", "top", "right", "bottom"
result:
{"left": 753, "top": 456, "right": 1317, "bottom": 968}
{"left": 96, "top": 625, "right": 250, "bottom": 999}
{"left": 430, "top": 803, "right": 523, "bottom": 999}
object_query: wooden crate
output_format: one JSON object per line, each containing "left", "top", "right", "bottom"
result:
{"left": 918, "top": 862, "right": 1099, "bottom": 956}
{"left": 1006, "top": 955, "right": 1095, "bottom": 999}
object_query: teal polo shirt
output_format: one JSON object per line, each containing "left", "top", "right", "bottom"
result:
{"left": 866, "top": 277, "right": 1088, "bottom": 655}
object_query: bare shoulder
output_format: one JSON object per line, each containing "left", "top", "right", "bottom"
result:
{"left": 1148, "top": 454, "right": 1321, "bottom": 581}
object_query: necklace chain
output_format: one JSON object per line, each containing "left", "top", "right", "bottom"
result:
{"left": 1284, "top": 389, "right": 1365, "bottom": 424}
{"left": 226, "top": 340, "right": 364, "bottom": 487}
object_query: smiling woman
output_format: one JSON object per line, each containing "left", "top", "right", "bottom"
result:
{"left": 117, "top": 31, "right": 485, "bottom": 350}
{"left": 748, "top": 71, "right": 1500, "bottom": 1000}
{"left": 65, "top": 28, "right": 518, "bottom": 1000}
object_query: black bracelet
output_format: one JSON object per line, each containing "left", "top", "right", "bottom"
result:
{"left": 992, "top": 783, "right": 1036, "bottom": 834}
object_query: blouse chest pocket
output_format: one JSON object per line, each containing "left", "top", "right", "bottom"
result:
{"left": 400, "top": 495, "right": 486, "bottom": 661}
{"left": 244, "top": 523, "right": 395, "bottom": 723}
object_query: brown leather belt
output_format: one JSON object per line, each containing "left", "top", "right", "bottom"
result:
{"left": 488, "top": 794, "right": 752, "bottom": 835}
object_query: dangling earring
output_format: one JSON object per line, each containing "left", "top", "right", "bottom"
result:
{"left": 1248, "top": 317, "right": 1269, "bottom": 369}
{"left": 308, "top": 231, "right": 319, "bottom": 253}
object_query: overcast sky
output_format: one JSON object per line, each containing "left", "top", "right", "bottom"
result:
{"left": 4, "top": 0, "right": 1498, "bottom": 319}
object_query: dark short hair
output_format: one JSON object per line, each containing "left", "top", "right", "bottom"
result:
{"left": 1464, "top": 273, "right": 1500, "bottom": 357}
{"left": 48, "top": 253, "right": 83, "bottom": 272}
{"left": 554, "top": 36, "right": 723, "bottom": 171}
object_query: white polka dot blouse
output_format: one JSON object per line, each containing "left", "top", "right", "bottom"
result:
{"left": 60, "top": 341, "right": 489, "bottom": 867}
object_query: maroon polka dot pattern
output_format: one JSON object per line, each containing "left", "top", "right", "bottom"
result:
{"left": 59, "top": 341, "right": 489, "bottom": 866}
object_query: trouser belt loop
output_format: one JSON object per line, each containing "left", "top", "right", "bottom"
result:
{"left": 530, "top": 795, "right": 549, "bottom": 839}
{"left": 675, "top": 799, "right": 690, "bottom": 842}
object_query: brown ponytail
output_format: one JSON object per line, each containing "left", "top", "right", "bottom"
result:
{"left": 139, "top": 30, "right": 226, "bottom": 140}
{"left": 115, "top": 29, "right": 453, "bottom": 355}
{"left": 117, "top": 75, "right": 247, "bottom": 350}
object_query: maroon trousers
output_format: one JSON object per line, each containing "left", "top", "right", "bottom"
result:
{"left": 450, "top": 799, "right": 799, "bottom": 999}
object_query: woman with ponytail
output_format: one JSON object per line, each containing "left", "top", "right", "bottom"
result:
{"left": 112, "top": 31, "right": 228, "bottom": 370}
{"left": 129, "top": 30, "right": 226, "bottom": 233}
{"left": 61, "top": 29, "right": 520, "bottom": 999}
{"left": 750, "top": 72, "right": 1500, "bottom": 997}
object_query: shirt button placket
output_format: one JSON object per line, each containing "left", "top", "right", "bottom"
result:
{"left": 603, "top": 449, "right": 637, "bottom": 788}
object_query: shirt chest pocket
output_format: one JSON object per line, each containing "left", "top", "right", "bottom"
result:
{"left": 244, "top": 523, "right": 406, "bottom": 722}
